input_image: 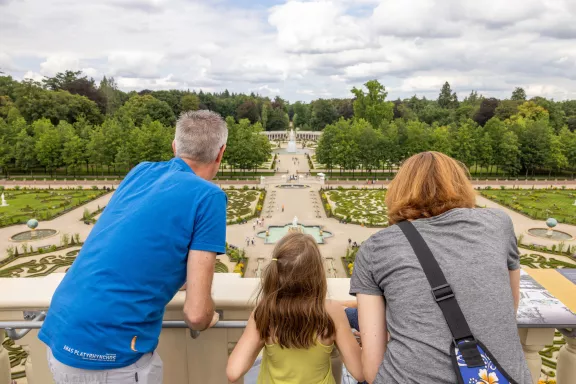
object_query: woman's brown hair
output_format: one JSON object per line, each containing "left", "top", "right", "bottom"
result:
{"left": 254, "top": 232, "right": 335, "bottom": 349}
{"left": 386, "top": 151, "right": 476, "bottom": 224}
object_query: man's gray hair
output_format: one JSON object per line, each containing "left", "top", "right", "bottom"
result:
{"left": 175, "top": 110, "right": 228, "bottom": 163}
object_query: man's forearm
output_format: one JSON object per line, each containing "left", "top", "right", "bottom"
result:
{"left": 184, "top": 298, "right": 215, "bottom": 331}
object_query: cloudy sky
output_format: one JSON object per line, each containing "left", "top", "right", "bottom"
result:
{"left": 1, "top": 0, "right": 576, "bottom": 102}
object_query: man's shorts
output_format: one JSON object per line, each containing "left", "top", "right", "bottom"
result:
{"left": 47, "top": 347, "right": 163, "bottom": 384}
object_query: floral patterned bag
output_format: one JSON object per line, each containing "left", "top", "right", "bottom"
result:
{"left": 398, "top": 221, "right": 519, "bottom": 384}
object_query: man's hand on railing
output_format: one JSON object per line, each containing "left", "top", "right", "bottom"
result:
{"left": 189, "top": 311, "right": 220, "bottom": 339}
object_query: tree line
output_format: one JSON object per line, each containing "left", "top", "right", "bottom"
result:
{"left": 2, "top": 70, "right": 576, "bottom": 177}
{"left": 0, "top": 72, "right": 271, "bottom": 176}
{"left": 316, "top": 80, "right": 576, "bottom": 177}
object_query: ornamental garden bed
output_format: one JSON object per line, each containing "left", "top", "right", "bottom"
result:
{"left": 0, "top": 187, "right": 109, "bottom": 228}
{"left": 322, "top": 187, "right": 388, "bottom": 227}
{"left": 480, "top": 188, "right": 576, "bottom": 225}
{"left": 225, "top": 187, "right": 265, "bottom": 225}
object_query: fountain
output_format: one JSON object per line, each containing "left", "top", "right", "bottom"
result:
{"left": 11, "top": 218, "right": 58, "bottom": 242}
{"left": 257, "top": 223, "right": 333, "bottom": 244}
{"left": 527, "top": 217, "right": 573, "bottom": 241}
{"left": 288, "top": 216, "right": 304, "bottom": 233}
{"left": 0, "top": 193, "right": 8, "bottom": 207}
{"left": 287, "top": 129, "right": 297, "bottom": 153}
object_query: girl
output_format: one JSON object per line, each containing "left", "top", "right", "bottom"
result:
{"left": 227, "top": 232, "right": 364, "bottom": 383}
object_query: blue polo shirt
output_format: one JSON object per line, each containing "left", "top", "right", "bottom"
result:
{"left": 39, "top": 158, "right": 227, "bottom": 369}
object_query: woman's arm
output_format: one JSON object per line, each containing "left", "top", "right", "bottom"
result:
{"left": 509, "top": 269, "right": 520, "bottom": 314}
{"left": 226, "top": 312, "right": 264, "bottom": 383}
{"left": 357, "top": 293, "right": 387, "bottom": 383}
{"left": 338, "top": 300, "right": 358, "bottom": 309}
{"left": 326, "top": 301, "right": 365, "bottom": 382}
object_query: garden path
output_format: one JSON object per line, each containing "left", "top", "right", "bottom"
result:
{"left": 476, "top": 195, "right": 576, "bottom": 249}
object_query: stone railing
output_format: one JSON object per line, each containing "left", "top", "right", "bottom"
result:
{"left": 0, "top": 274, "right": 574, "bottom": 384}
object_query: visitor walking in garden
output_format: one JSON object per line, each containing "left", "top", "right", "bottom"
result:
{"left": 227, "top": 233, "right": 364, "bottom": 384}
{"left": 39, "top": 110, "right": 229, "bottom": 384}
{"left": 350, "top": 151, "right": 531, "bottom": 383}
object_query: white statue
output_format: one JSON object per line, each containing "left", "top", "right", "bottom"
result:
{"left": 573, "top": 200, "right": 576, "bottom": 206}
{"left": 0, "top": 193, "right": 8, "bottom": 207}
{"left": 293, "top": 216, "right": 298, "bottom": 227}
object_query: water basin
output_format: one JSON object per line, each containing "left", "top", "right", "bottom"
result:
{"left": 527, "top": 228, "right": 573, "bottom": 241}
{"left": 11, "top": 229, "right": 58, "bottom": 242}
{"left": 257, "top": 224, "right": 333, "bottom": 244}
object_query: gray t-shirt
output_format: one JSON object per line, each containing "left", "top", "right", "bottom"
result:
{"left": 350, "top": 208, "right": 532, "bottom": 384}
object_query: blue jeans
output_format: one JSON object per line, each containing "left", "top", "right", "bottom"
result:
{"left": 344, "top": 308, "right": 368, "bottom": 384}
{"left": 345, "top": 307, "right": 359, "bottom": 331}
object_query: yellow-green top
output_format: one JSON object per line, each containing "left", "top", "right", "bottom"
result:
{"left": 257, "top": 341, "right": 336, "bottom": 384}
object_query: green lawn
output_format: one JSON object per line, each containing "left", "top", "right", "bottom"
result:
{"left": 0, "top": 189, "right": 109, "bottom": 227}
{"left": 225, "top": 189, "right": 264, "bottom": 224}
{"left": 480, "top": 189, "right": 576, "bottom": 224}
{"left": 325, "top": 189, "right": 388, "bottom": 226}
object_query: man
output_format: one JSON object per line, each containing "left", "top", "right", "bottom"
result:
{"left": 39, "top": 111, "right": 229, "bottom": 383}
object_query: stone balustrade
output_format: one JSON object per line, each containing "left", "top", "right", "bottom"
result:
{"left": 262, "top": 131, "right": 321, "bottom": 141}
{"left": 0, "top": 273, "right": 574, "bottom": 384}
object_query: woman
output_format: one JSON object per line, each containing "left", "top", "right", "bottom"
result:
{"left": 350, "top": 152, "right": 531, "bottom": 383}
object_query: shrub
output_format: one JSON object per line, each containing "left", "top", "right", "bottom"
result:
{"left": 14, "top": 186, "right": 20, "bottom": 190}
{"left": 243, "top": 185, "right": 249, "bottom": 190}
{"left": 92, "top": 186, "right": 99, "bottom": 190}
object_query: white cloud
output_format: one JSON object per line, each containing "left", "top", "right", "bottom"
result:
{"left": 269, "top": 1, "right": 371, "bottom": 53}
{"left": 40, "top": 55, "right": 80, "bottom": 76}
{"left": 2, "top": 0, "right": 576, "bottom": 101}
{"left": 107, "top": 52, "right": 164, "bottom": 78}
{"left": 22, "top": 71, "right": 44, "bottom": 82}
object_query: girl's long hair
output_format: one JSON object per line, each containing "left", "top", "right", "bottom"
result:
{"left": 254, "top": 232, "right": 335, "bottom": 349}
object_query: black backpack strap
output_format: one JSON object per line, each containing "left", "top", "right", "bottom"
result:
{"left": 397, "top": 220, "right": 483, "bottom": 367}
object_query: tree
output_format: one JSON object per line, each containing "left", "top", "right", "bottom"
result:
{"left": 292, "top": 101, "right": 311, "bottom": 129}
{"left": 355, "top": 120, "right": 382, "bottom": 173}
{"left": 180, "top": 94, "right": 200, "bottom": 112}
{"left": 545, "top": 134, "right": 567, "bottom": 176}
{"left": 437, "top": 81, "right": 458, "bottom": 109}
{"left": 404, "top": 120, "right": 432, "bottom": 156}
{"left": 99, "top": 76, "right": 125, "bottom": 116}
{"left": 116, "top": 94, "right": 176, "bottom": 127}
{"left": 474, "top": 130, "right": 493, "bottom": 175}
{"left": 499, "top": 131, "right": 521, "bottom": 176}
{"left": 473, "top": 98, "right": 499, "bottom": 126}
{"left": 236, "top": 100, "right": 260, "bottom": 123}
{"left": 35, "top": 124, "right": 62, "bottom": 176}
{"left": 431, "top": 125, "right": 451, "bottom": 154}
{"left": 261, "top": 103, "right": 269, "bottom": 130}
{"left": 518, "top": 120, "right": 552, "bottom": 177}
{"left": 43, "top": 70, "right": 106, "bottom": 111}
{"left": 495, "top": 100, "right": 522, "bottom": 120}
{"left": 266, "top": 107, "right": 289, "bottom": 131}
{"left": 511, "top": 87, "right": 527, "bottom": 101}
{"left": 316, "top": 121, "right": 340, "bottom": 174}
{"left": 13, "top": 127, "right": 37, "bottom": 173}
{"left": 450, "top": 120, "right": 476, "bottom": 167}
{"left": 224, "top": 117, "right": 270, "bottom": 173}
{"left": 310, "top": 99, "right": 338, "bottom": 131}
{"left": 332, "top": 119, "right": 360, "bottom": 175}
{"left": 351, "top": 80, "right": 394, "bottom": 128}
{"left": 62, "top": 134, "right": 85, "bottom": 177}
